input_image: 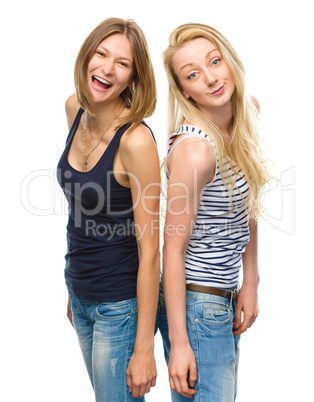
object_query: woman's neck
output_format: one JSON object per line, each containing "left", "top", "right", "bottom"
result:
{"left": 200, "top": 102, "right": 233, "bottom": 141}
{"left": 86, "top": 99, "right": 124, "bottom": 134}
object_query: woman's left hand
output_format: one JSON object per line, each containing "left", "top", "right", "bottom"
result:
{"left": 67, "top": 294, "right": 74, "bottom": 327}
{"left": 126, "top": 350, "right": 157, "bottom": 398}
{"left": 233, "top": 283, "right": 259, "bottom": 336}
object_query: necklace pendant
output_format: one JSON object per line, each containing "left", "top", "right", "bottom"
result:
{"left": 84, "top": 160, "right": 88, "bottom": 170}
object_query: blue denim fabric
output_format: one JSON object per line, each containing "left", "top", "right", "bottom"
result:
{"left": 158, "top": 287, "right": 240, "bottom": 402}
{"left": 70, "top": 293, "right": 144, "bottom": 402}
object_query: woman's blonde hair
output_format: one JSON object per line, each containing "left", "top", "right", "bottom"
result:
{"left": 163, "top": 23, "right": 270, "bottom": 220}
{"left": 74, "top": 17, "right": 156, "bottom": 129}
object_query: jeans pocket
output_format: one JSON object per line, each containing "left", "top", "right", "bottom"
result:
{"left": 96, "top": 301, "right": 134, "bottom": 321}
{"left": 198, "top": 302, "right": 231, "bottom": 327}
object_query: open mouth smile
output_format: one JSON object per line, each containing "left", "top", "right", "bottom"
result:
{"left": 92, "top": 76, "right": 113, "bottom": 91}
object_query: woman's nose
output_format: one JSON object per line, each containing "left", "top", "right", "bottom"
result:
{"left": 204, "top": 69, "right": 217, "bottom": 87}
{"left": 101, "top": 59, "right": 114, "bottom": 75}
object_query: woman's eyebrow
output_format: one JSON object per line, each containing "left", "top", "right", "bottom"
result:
{"left": 97, "top": 45, "right": 133, "bottom": 63}
{"left": 180, "top": 48, "right": 219, "bottom": 71}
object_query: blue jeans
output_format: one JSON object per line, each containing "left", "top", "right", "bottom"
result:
{"left": 70, "top": 294, "right": 144, "bottom": 402}
{"left": 158, "top": 287, "right": 240, "bottom": 402}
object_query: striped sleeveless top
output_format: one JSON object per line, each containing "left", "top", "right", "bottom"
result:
{"left": 166, "top": 125, "right": 250, "bottom": 290}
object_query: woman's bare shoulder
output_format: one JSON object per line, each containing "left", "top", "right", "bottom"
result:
{"left": 65, "top": 93, "right": 81, "bottom": 129}
{"left": 121, "top": 122, "right": 156, "bottom": 151}
{"left": 168, "top": 135, "right": 216, "bottom": 181}
{"left": 250, "top": 95, "right": 260, "bottom": 113}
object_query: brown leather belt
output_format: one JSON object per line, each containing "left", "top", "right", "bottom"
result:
{"left": 186, "top": 283, "right": 238, "bottom": 300}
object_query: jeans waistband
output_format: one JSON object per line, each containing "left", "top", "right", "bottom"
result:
{"left": 186, "top": 283, "right": 239, "bottom": 300}
{"left": 160, "top": 277, "right": 238, "bottom": 309}
{"left": 160, "top": 277, "right": 238, "bottom": 298}
{"left": 69, "top": 292, "right": 137, "bottom": 308}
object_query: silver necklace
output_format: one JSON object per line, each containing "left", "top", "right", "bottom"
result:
{"left": 81, "top": 103, "right": 123, "bottom": 171}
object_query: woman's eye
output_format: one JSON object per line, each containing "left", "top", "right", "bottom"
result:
{"left": 97, "top": 51, "right": 105, "bottom": 56}
{"left": 188, "top": 72, "right": 198, "bottom": 79}
{"left": 212, "top": 58, "right": 221, "bottom": 66}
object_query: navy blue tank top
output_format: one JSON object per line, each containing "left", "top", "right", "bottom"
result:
{"left": 57, "top": 108, "right": 146, "bottom": 302}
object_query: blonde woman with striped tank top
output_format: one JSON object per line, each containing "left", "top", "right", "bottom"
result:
{"left": 158, "top": 23, "right": 269, "bottom": 401}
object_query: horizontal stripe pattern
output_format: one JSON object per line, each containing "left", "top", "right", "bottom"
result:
{"left": 167, "top": 125, "right": 250, "bottom": 290}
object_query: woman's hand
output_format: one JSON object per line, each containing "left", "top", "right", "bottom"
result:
{"left": 126, "top": 349, "right": 157, "bottom": 398}
{"left": 168, "top": 343, "right": 197, "bottom": 399}
{"left": 67, "top": 294, "right": 74, "bottom": 327}
{"left": 233, "top": 283, "right": 259, "bottom": 335}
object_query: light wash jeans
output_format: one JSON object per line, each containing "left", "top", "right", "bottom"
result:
{"left": 70, "top": 293, "right": 143, "bottom": 402}
{"left": 158, "top": 287, "right": 240, "bottom": 402}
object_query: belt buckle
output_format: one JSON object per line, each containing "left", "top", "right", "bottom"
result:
{"left": 232, "top": 288, "right": 239, "bottom": 300}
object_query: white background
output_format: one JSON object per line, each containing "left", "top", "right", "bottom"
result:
{"left": 1, "top": 0, "right": 313, "bottom": 400}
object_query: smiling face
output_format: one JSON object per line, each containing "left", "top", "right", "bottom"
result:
{"left": 87, "top": 33, "right": 134, "bottom": 104}
{"left": 172, "top": 37, "right": 235, "bottom": 117}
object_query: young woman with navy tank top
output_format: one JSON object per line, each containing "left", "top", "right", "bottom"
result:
{"left": 158, "top": 24, "right": 269, "bottom": 401}
{"left": 57, "top": 18, "right": 160, "bottom": 401}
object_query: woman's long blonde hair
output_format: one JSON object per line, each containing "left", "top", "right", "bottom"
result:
{"left": 74, "top": 18, "right": 156, "bottom": 129}
{"left": 163, "top": 23, "right": 270, "bottom": 220}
